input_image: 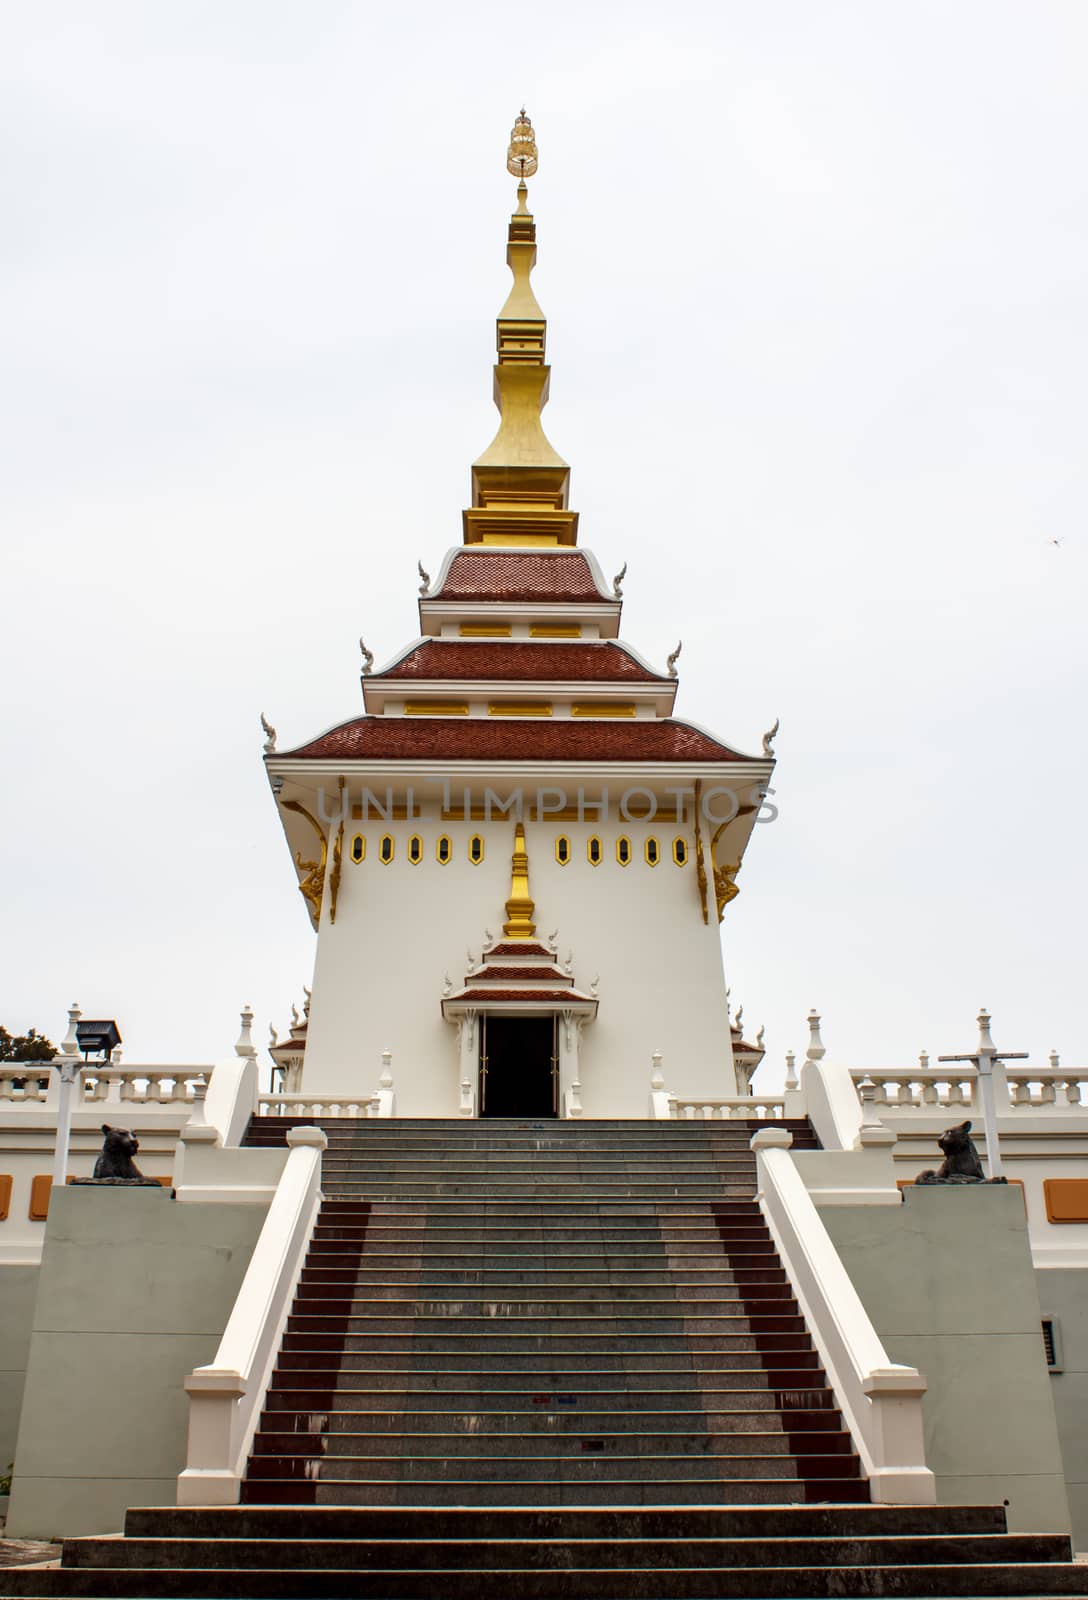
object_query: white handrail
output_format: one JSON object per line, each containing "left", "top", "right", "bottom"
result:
{"left": 753, "top": 1133, "right": 935, "bottom": 1504}
{"left": 177, "top": 1125, "right": 327, "bottom": 1506}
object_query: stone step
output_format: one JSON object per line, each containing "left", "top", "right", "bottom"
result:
{"left": 260, "top": 1402, "right": 844, "bottom": 1428}
{"left": 61, "top": 1532, "right": 1072, "bottom": 1574}
{"left": 285, "top": 1309, "right": 806, "bottom": 1330}
{"left": 269, "top": 1362, "right": 827, "bottom": 1386}
{"left": 239, "top": 1475, "right": 871, "bottom": 1507}
{"left": 294, "top": 1285, "right": 796, "bottom": 1304}
{"left": 275, "top": 1351, "right": 823, "bottom": 1374}
{"left": 261, "top": 1386, "right": 833, "bottom": 1412}
{"left": 315, "top": 1164, "right": 764, "bottom": 1177}
{"left": 299, "top": 1267, "right": 789, "bottom": 1285}
{"left": 288, "top": 1295, "right": 799, "bottom": 1316}
{"left": 128, "top": 1504, "right": 1003, "bottom": 1541}
{"left": 244, "top": 1451, "right": 861, "bottom": 1483}
{"left": 308, "top": 1226, "right": 775, "bottom": 1242}
{"left": 12, "top": 1561, "right": 1088, "bottom": 1598}
{"left": 304, "top": 1249, "right": 775, "bottom": 1265}
{"left": 250, "top": 1427, "right": 856, "bottom": 1458}
{"left": 282, "top": 1333, "right": 812, "bottom": 1356}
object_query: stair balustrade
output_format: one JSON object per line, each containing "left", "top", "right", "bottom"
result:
{"left": 177, "top": 1125, "right": 327, "bottom": 1506}
{"left": 753, "top": 1133, "right": 934, "bottom": 1504}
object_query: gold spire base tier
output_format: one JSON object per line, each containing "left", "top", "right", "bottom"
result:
{"left": 502, "top": 822, "right": 537, "bottom": 939}
{"left": 463, "top": 507, "right": 579, "bottom": 546}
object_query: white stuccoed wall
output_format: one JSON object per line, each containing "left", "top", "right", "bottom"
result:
{"left": 302, "top": 814, "right": 735, "bottom": 1115}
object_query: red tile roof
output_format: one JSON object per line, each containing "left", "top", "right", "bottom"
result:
{"left": 455, "top": 989, "right": 589, "bottom": 1004}
{"left": 434, "top": 550, "right": 608, "bottom": 602}
{"left": 284, "top": 718, "right": 746, "bottom": 762}
{"left": 375, "top": 640, "right": 667, "bottom": 683}
{"left": 486, "top": 943, "right": 554, "bottom": 958}
{"left": 469, "top": 966, "right": 569, "bottom": 981}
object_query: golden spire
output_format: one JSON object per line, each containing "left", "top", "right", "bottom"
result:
{"left": 502, "top": 822, "right": 537, "bottom": 939}
{"left": 464, "top": 111, "right": 578, "bottom": 548}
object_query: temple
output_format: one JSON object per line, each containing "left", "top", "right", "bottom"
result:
{"left": 2, "top": 113, "right": 1088, "bottom": 1599}
{"left": 265, "top": 111, "right": 773, "bottom": 1117}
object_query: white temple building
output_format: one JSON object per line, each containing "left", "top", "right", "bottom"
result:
{"left": 2, "top": 115, "right": 1088, "bottom": 1588}
{"left": 265, "top": 116, "right": 774, "bottom": 1118}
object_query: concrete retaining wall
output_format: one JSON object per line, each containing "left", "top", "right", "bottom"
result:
{"left": 822, "top": 1184, "right": 1070, "bottom": 1536}
{"left": 5, "top": 1185, "right": 265, "bottom": 1539}
{"left": 0, "top": 1265, "right": 38, "bottom": 1486}
{"left": 1037, "top": 1268, "right": 1088, "bottom": 1549}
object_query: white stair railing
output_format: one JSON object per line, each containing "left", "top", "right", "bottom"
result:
{"left": 177, "top": 1125, "right": 327, "bottom": 1505}
{"left": 752, "top": 1129, "right": 935, "bottom": 1504}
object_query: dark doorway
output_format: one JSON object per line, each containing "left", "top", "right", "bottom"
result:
{"left": 480, "top": 1015, "right": 557, "bottom": 1118}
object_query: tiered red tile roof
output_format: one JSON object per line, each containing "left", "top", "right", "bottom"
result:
{"left": 433, "top": 550, "right": 607, "bottom": 602}
{"left": 375, "top": 640, "right": 666, "bottom": 682}
{"left": 285, "top": 718, "right": 746, "bottom": 762}
{"left": 456, "top": 989, "right": 581, "bottom": 1003}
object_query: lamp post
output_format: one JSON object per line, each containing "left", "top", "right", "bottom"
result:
{"left": 938, "top": 1009, "right": 1026, "bottom": 1180}
{"left": 52, "top": 1018, "right": 121, "bottom": 1191}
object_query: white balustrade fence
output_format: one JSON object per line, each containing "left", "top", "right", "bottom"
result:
{"left": 256, "top": 1093, "right": 379, "bottom": 1119}
{"left": 0, "top": 1065, "right": 209, "bottom": 1106}
{"left": 849, "top": 1067, "right": 1088, "bottom": 1114}
{"left": 670, "top": 1096, "right": 786, "bottom": 1121}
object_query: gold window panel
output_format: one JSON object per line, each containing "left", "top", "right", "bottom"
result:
{"left": 645, "top": 837, "right": 660, "bottom": 867}
{"left": 469, "top": 834, "right": 485, "bottom": 864}
{"left": 530, "top": 624, "right": 581, "bottom": 639}
{"left": 555, "top": 835, "right": 571, "bottom": 865}
{"left": 616, "top": 836, "right": 632, "bottom": 866}
{"left": 404, "top": 702, "right": 471, "bottom": 716}
{"left": 408, "top": 835, "right": 424, "bottom": 865}
{"left": 351, "top": 835, "right": 366, "bottom": 864}
{"left": 379, "top": 835, "right": 395, "bottom": 864}
{"left": 488, "top": 702, "right": 553, "bottom": 717}
{"left": 587, "top": 837, "right": 603, "bottom": 867}
{"left": 571, "top": 703, "right": 637, "bottom": 718}
{"left": 672, "top": 838, "right": 688, "bottom": 867}
{"left": 460, "top": 624, "right": 512, "bottom": 638}
{"left": 436, "top": 835, "right": 452, "bottom": 864}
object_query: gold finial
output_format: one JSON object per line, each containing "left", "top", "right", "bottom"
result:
{"left": 465, "top": 110, "right": 577, "bottom": 547}
{"left": 506, "top": 109, "right": 538, "bottom": 181}
{"left": 502, "top": 822, "right": 537, "bottom": 940}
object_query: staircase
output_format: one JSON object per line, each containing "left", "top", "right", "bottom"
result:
{"left": 243, "top": 1114, "right": 859, "bottom": 1508}
{"left": 5, "top": 1116, "right": 1088, "bottom": 1598}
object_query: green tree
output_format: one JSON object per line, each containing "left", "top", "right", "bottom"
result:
{"left": 0, "top": 1026, "right": 57, "bottom": 1062}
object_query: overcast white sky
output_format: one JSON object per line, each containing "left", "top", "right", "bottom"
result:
{"left": 2, "top": 1, "right": 1085, "bottom": 1086}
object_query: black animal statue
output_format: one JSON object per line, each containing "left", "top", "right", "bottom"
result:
{"left": 93, "top": 1124, "right": 145, "bottom": 1181}
{"left": 916, "top": 1119, "right": 991, "bottom": 1185}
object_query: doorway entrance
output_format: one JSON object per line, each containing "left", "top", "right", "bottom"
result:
{"left": 479, "top": 1014, "right": 558, "bottom": 1118}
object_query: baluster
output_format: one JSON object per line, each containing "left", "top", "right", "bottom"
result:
{"left": 1040, "top": 1077, "right": 1057, "bottom": 1106}
{"left": 0, "top": 1075, "right": 14, "bottom": 1101}
{"left": 921, "top": 1079, "right": 939, "bottom": 1106}
{"left": 1065, "top": 1077, "right": 1083, "bottom": 1107}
